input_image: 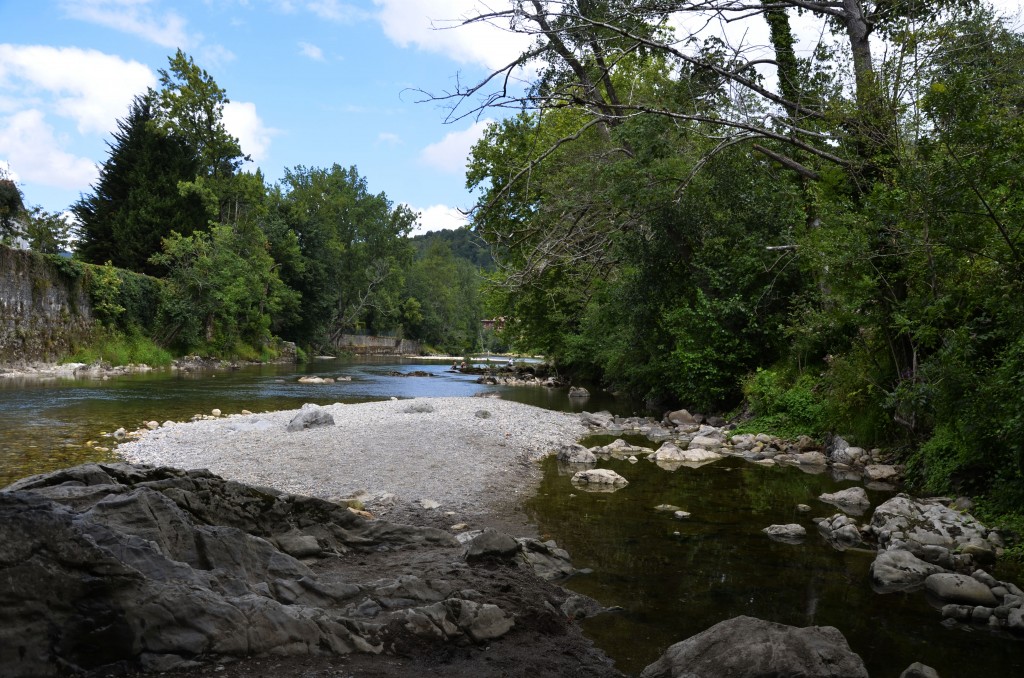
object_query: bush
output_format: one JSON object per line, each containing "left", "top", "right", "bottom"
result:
{"left": 69, "top": 327, "right": 173, "bottom": 367}
{"left": 735, "top": 368, "right": 827, "bottom": 439}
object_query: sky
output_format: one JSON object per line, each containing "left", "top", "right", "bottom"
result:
{"left": 0, "top": 0, "right": 532, "bottom": 235}
{"left": 2, "top": 1, "right": 1021, "bottom": 236}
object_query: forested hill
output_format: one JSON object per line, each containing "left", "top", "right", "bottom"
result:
{"left": 410, "top": 226, "right": 493, "bottom": 270}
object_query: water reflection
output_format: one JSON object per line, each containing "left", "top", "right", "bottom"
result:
{"left": 524, "top": 454, "right": 1023, "bottom": 676}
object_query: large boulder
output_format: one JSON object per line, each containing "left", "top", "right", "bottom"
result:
{"left": 556, "top": 444, "right": 597, "bottom": 464}
{"left": 762, "top": 524, "right": 806, "bottom": 543}
{"left": 924, "top": 573, "right": 999, "bottom": 606}
{"left": 870, "top": 550, "right": 946, "bottom": 593}
{"left": 871, "top": 495, "right": 995, "bottom": 569}
{"left": 639, "top": 616, "right": 868, "bottom": 678}
{"left": 649, "top": 442, "right": 723, "bottom": 469}
{"left": 571, "top": 469, "right": 629, "bottom": 492}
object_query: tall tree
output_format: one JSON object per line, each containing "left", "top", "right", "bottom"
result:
{"left": 0, "top": 170, "right": 25, "bottom": 245}
{"left": 73, "top": 93, "right": 210, "bottom": 273}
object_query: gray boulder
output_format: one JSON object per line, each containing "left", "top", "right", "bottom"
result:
{"left": 819, "top": 487, "right": 870, "bottom": 515}
{"left": 286, "top": 403, "right": 335, "bottom": 432}
{"left": 870, "top": 550, "right": 946, "bottom": 593}
{"left": 925, "top": 573, "right": 998, "bottom": 606}
{"left": 556, "top": 444, "right": 597, "bottom": 464}
{"left": 816, "top": 513, "right": 865, "bottom": 550}
{"left": 900, "top": 663, "right": 940, "bottom": 678}
{"left": 667, "top": 409, "right": 698, "bottom": 426}
{"left": 762, "top": 524, "right": 806, "bottom": 543}
{"left": 568, "top": 386, "right": 591, "bottom": 398}
{"left": 465, "top": 528, "right": 520, "bottom": 560}
{"left": 639, "top": 615, "right": 868, "bottom": 678}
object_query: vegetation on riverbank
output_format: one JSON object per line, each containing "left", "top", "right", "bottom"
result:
{"left": 450, "top": 4, "right": 1024, "bottom": 521}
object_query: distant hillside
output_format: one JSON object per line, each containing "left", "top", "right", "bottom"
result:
{"left": 410, "top": 226, "right": 493, "bottom": 269}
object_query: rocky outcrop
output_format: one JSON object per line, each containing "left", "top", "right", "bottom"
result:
{"left": 639, "top": 616, "right": 868, "bottom": 678}
{"left": 0, "top": 463, "right": 546, "bottom": 677}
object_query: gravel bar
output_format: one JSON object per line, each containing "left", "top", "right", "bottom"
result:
{"left": 117, "top": 397, "right": 588, "bottom": 514}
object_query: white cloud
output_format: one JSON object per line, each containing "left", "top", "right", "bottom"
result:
{"left": 60, "top": 0, "right": 191, "bottom": 49}
{"left": 373, "top": 0, "right": 531, "bottom": 70}
{"left": 419, "top": 119, "right": 491, "bottom": 174}
{"left": 408, "top": 203, "right": 469, "bottom": 235}
{"left": 377, "top": 131, "right": 401, "bottom": 145}
{"left": 0, "top": 45, "right": 155, "bottom": 135}
{"left": 0, "top": 110, "right": 98, "bottom": 190}
{"left": 223, "top": 101, "right": 277, "bottom": 161}
{"left": 306, "top": 0, "right": 368, "bottom": 23}
{"left": 298, "top": 41, "right": 325, "bottom": 61}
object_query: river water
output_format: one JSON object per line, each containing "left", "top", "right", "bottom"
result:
{"left": 1, "top": 358, "right": 1020, "bottom": 675}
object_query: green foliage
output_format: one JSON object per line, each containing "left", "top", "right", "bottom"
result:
{"left": 403, "top": 239, "right": 483, "bottom": 353}
{"left": 69, "top": 327, "right": 173, "bottom": 367}
{"left": 87, "top": 262, "right": 126, "bottom": 326}
{"left": 21, "top": 207, "right": 72, "bottom": 254}
{"left": 735, "top": 368, "right": 827, "bottom": 439}
{"left": 0, "top": 172, "right": 25, "bottom": 244}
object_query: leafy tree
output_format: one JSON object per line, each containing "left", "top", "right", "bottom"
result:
{"left": 22, "top": 207, "right": 73, "bottom": 254}
{"left": 272, "top": 164, "right": 416, "bottom": 348}
{"left": 404, "top": 239, "right": 483, "bottom": 353}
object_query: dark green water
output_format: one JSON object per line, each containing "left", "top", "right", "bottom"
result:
{"left": 524, "top": 439, "right": 1024, "bottom": 676}
{"left": 1, "top": 362, "right": 1020, "bottom": 675}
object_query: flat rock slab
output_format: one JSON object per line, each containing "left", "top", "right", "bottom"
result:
{"left": 925, "top": 573, "right": 998, "bottom": 606}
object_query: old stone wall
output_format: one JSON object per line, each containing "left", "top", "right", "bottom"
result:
{"left": 0, "top": 246, "right": 94, "bottom": 365}
{"left": 335, "top": 333, "right": 422, "bottom": 355}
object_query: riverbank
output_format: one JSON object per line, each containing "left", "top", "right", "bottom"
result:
{"left": 118, "top": 397, "right": 589, "bottom": 529}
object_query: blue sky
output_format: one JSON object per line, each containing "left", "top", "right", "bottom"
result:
{"left": 0, "top": 1, "right": 531, "bottom": 234}
{"left": 3, "top": 1, "right": 1021, "bottom": 237}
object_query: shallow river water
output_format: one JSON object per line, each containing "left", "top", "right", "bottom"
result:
{"left": 1, "top": 358, "right": 1021, "bottom": 676}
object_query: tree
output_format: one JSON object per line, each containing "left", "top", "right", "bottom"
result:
{"left": 273, "top": 164, "right": 417, "bottom": 348}
{"left": 22, "top": 207, "right": 73, "bottom": 254}
{"left": 73, "top": 93, "right": 211, "bottom": 274}
{"left": 0, "top": 170, "right": 25, "bottom": 245}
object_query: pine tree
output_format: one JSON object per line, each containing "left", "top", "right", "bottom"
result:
{"left": 73, "top": 93, "right": 211, "bottom": 274}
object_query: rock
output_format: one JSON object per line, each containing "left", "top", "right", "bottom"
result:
{"left": 667, "top": 409, "right": 697, "bottom": 426}
{"left": 113, "top": 427, "right": 127, "bottom": 439}
{"left": 796, "top": 504, "right": 811, "bottom": 513}
{"left": 465, "top": 528, "right": 520, "bottom": 560}
{"left": 211, "top": 409, "right": 222, "bottom": 417}
{"left": 556, "top": 444, "right": 597, "bottom": 464}
{"left": 793, "top": 451, "right": 827, "bottom": 466}
{"left": 925, "top": 573, "right": 999, "bottom": 606}
{"left": 871, "top": 495, "right": 994, "bottom": 566}
{"left": 900, "top": 662, "right": 940, "bottom": 678}
{"left": 285, "top": 403, "right": 335, "bottom": 432}
{"left": 474, "top": 409, "right": 491, "bottom": 419}
{"left": 863, "top": 464, "right": 899, "bottom": 482}
{"left": 762, "top": 524, "right": 806, "bottom": 543}
{"left": 145, "top": 421, "right": 159, "bottom": 430}
{"left": 516, "top": 538, "right": 575, "bottom": 580}
{"left": 275, "top": 533, "right": 322, "bottom": 558}
{"left": 870, "top": 550, "right": 946, "bottom": 593}
{"left": 420, "top": 499, "right": 440, "bottom": 510}
{"left": 819, "top": 487, "right": 870, "bottom": 515}
{"left": 649, "top": 442, "right": 723, "bottom": 468}
{"left": 591, "top": 438, "right": 649, "bottom": 459}
{"left": 402, "top": 402, "right": 435, "bottom": 413}
{"left": 580, "top": 411, "right": 614, "bottom": 428}
{"left": 817, "top": 513, "right": 865, "bottom": 550}
{"left": 1008, "top": 607, "right": 1024, "bottom": 633}
{"left": 673, "top": 511, "right": 691, "bottom": 520}
{"left": 688, "top": 435, "right": 722, "bottom": 448}
{"left": 571, "top": 469, "right": 628, "bottom": 491}
{"left": 0, "top": 463, "right": 466, "bottom": 676}
{"left": 654, "top": 504, "right": 681, "bottom": 512}
{"left": 639, "top": 616, "right": 868, "bottom": 678}
{"left": 568, "top": 386, "right": 590, "bottom": 398}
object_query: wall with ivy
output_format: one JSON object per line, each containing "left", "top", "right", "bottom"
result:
{"left": 0, "top": 245, "right": 162, "bottom": 365}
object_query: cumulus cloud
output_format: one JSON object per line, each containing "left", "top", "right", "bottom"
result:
{"left": 408, "top": 203, "right": 469, "bottom": 235}
{"left": 373, "top": 0, "right": 531, "bottom": 70}
{"left": 0, "top": 45, "right": 155, "bottom": 135}
{"left": 222, "top": 101, "right": 277, "bottom": 161}
{"left": 298, "top": 41, "right": 325, "bottom": 61}
{"left": 60, "top": 0, "right": 191, "bottom": 49}
{"left": 0, "top": 110, "right": 98, "bottom": 189}
{"left": 419, "top": 119, "right": 491, "bottom": 174}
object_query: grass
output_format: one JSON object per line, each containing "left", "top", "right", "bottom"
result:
{"left": 69, "top": 330, "right": 174, "bottom": 367}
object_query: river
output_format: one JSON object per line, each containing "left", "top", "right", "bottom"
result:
{"left": 1, "top": 357, "right": 1020, "bottom": 676}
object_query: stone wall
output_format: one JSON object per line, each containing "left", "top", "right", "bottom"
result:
{"left": 335, "top": 333, "right": 422, "bottom": 355}
{"left": 0, "top": 245, "right": 94, "bottom": 365}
